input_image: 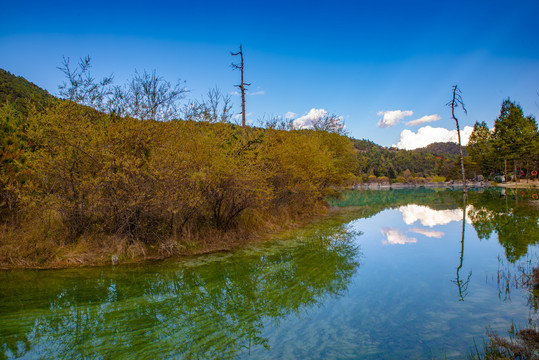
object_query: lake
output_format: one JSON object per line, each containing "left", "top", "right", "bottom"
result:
{"left": 1, "top": 188, "right": 538, "bottom": 359}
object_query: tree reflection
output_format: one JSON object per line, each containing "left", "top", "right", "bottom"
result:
{"left": 0, "top": 224, "right": 360, "bottom": 359}
{"left": 453, "top": 193, "right": 472, "bottom": 301}
{"left": 467, "top": 189, "right": 539, "bottom": 263}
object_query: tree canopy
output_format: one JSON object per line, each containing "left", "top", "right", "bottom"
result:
{"left": 467, "top": 99, "right": 538, "bottom": 180}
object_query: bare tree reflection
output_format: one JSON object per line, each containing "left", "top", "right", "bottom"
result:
{"left": 453, "top": 192, "right": 472, "bottom": 301}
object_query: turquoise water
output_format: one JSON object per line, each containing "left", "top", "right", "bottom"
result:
{"left": 1, "top": 188, "right": 538, "bottom": 359}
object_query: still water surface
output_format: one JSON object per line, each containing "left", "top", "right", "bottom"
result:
{"left": 1, "top": 188, "right": 538, "bottom": 359}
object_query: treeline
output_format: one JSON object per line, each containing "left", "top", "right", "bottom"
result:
{"left": 352, "top": 139, "right": 461, "bottom": 182}
{"left": 467, "top": 99, "right": 539, "bottom": 181}
{"left": 0, "top": 68, "right": 355, "bottom": 266}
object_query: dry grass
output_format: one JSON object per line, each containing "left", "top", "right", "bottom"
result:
{"left": 0, "top": 203, "right": 330, "bottom": 269}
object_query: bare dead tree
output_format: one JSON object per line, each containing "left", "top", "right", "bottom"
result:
{"left": 231, "top": 45, "right": 251, "bottom": 128}
{"left": 447, "top": 85, "right": 468, "bottom": 194}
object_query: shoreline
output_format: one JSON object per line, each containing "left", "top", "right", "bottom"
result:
{"left": 0, "top": 210, "right": 330, "bottom": 271}
{"left": 495, "top": 180, "right": 539, "bottom": 188}
{"left": 3, "top": 183, "right": 537, "bottom": 271}
{"left": 353, "top": 180, "right": 491, "bottom": 190}
{"left": 353, "top": 179, "right": 539, "bottom": 190}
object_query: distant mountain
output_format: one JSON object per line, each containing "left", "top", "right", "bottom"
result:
{"left": 0, "top": 68, "right": 55, "bottom": 114}
{"left": 351, "top": 139, "right": 466, "bottom": 157}
{"left": 417, "top": 142, "right": 468, "bottom": 156}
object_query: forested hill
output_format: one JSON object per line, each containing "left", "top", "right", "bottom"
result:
{"left": 351, "top": 138, "right": 460, "bottom": 180}
{"left": 352, "top": 138, "right": 465, "bottom": 156}
{"left": 421, "top": 142, "right": 467, "bottom": 156}
{"left": 0, "top": 68, "right": 55, "bottom": 114}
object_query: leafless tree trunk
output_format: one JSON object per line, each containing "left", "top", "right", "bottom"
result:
{"left": 447, "top": 85, "right": 467, "bottom": 193}
{"left": 231, "top": 45, "right": 251, "bottom": 128}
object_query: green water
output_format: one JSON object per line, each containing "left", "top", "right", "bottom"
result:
{"left": 1, "top": 188, "right": 539, "bottom": 359}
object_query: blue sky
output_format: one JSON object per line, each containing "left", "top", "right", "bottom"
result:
{"left": 1, "top": 0, "right": 538, "bottom": 148}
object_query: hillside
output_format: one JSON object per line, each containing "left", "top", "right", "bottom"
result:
{"left": 420, "top": 142, "right": 468, "bottom": 156}
{"left": 0, "top": 68, "right": 462, "bottom": 186}
{"left": 1, "top": 69, "right": 358, "bottom": 268}
{"left": 0, "top": 68, "right": 55, "bottom": 114}
{"left": 351, "top": 138, "right": 460, "bottom": 180}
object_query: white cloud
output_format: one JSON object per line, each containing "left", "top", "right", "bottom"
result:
{"left": 293, "top": 108, "right": 328, "bottom": 129}
{"left": 393, "top": 125, "right": 474, "bottom": 150}
{"left": 232, "top": 90, "right": 265, "bottom": 96}
{"left": 285, "top": 111, "right": 297, "bottom": 119}
{"left": 399, "top": 205, "right": 472, "bottom": 227}
{"left": 381, "top": 227, "right": 417, "bottom": 245}
{"left": 406, "top": 114, "right": 441, "bottom": 126}
{"left": 291, "top": 108, "right": 345, "bottom": 131}
{"left": 409, "top": 227, "right": 444, "bottom": 238}
{"left": 377, "top": 110, "right": 413, "bottom": 128}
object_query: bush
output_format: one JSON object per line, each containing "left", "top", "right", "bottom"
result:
{"left": 21, "top": 102, "right": 356, "bottom": 244}
{"left": 430, "top": 176, "right": 446, "bottom": 183}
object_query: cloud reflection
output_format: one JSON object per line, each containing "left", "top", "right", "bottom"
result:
{"left": 381, "top": 227, "right": 417, "bottom": 245}
{"left": 399, "top": 205, "right": 472, "bottom": 227}
{"left": 409, "top": 227, "right": 444, "bottom": 238}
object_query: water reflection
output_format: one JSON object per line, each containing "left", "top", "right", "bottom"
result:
{"left": 453, "top": 194, "right": 471, "bottom": 301}
{"left": 333, "top": 188, "right": 539, "bottom": 262}
{"left": 399, "top": 204, "right": 471, "bottom": 227}
{"left": 381, "top": 204, "right": 467, "bottom": 246}
{"left": 478, "top": 250, "right": 539, "bottom": 358}
{"left": 2, "top": 188, "right": 539, "bottom": 359}
{"left": 334, "top": 188, "right": 539, "bottom": 305}
{"left": 409, "top": 228, "right": 444, "bottom": 238}
{"left": 467, "top": 189, "right": 539, "bottom": 262}
{"left": 0, "top": 224, "right": 360, "bottom": 359}
{"left": 381, "top": 227, "right": 417, "bottom": 245}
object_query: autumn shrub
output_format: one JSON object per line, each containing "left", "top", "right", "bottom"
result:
{"left": 16, "top": 101, "right": 355, "bottom": 249}
{"left": 430, "top": 175, "right": 446, "bottom": 183}
{"left": 258, "top": 128, "right": 354, "bottom": 215}
{"left": 27, "top": 102, "right": 105, "bottom": 241}
{"left": 0, "top": 103, "right": 30, "bottom": 225}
